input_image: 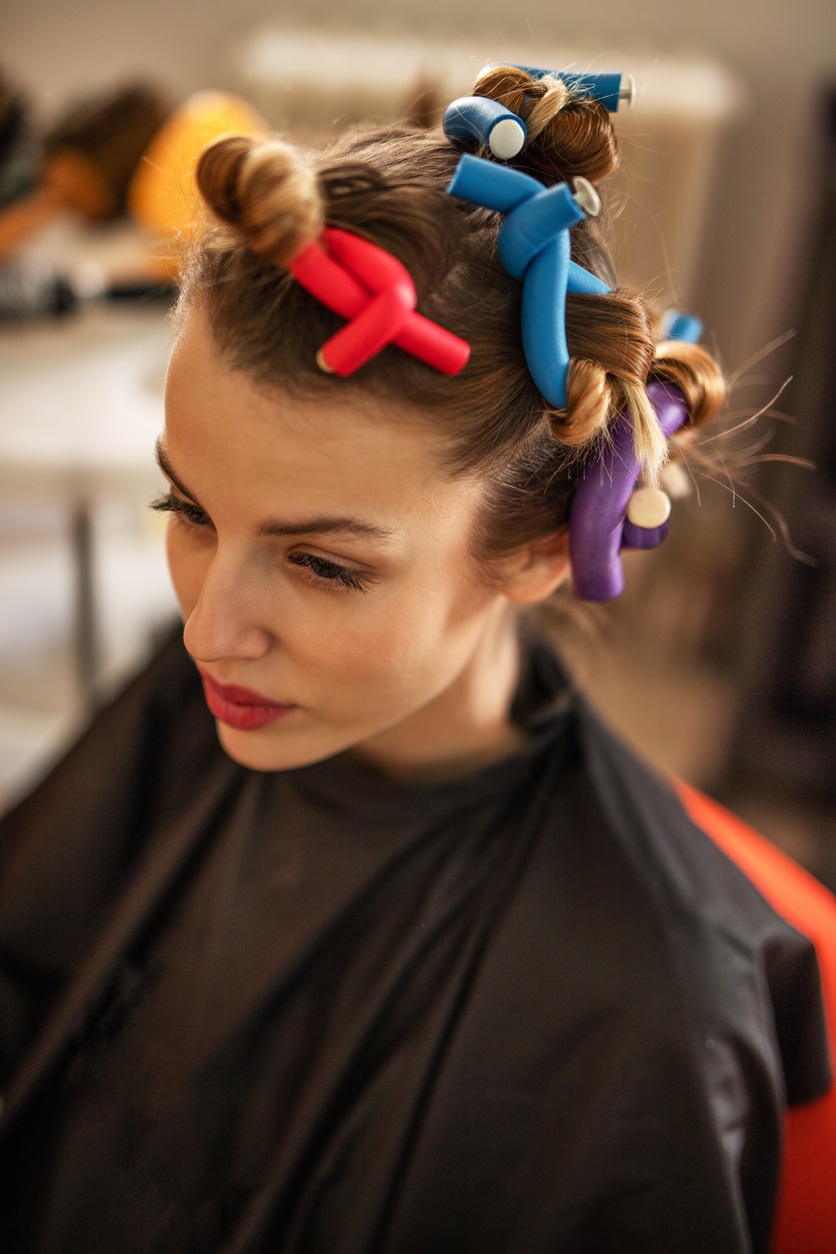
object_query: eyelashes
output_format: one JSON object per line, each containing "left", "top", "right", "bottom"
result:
{"left": 150, "top": 492, "right": 209, "bottom": 529}
{"left": 287, "top": 552, "right": 373, "bottom": 593}
{"left": 150, "top": 493, "right": 375, "bottom": 594}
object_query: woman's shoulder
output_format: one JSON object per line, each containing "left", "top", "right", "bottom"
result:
{"left": 0, "top": 626, "right": 235, "bottom": 974}
{"left": 549, "top": 692, "right": 834, "bottom": 1100}
{"left": 0, "top": 624, "right": 219, "bottom": 846}
{"left": 514, "top": 638, "right": 828, "bottom": 971}
{"left": 564, "top": 692, "right": 801, "bottom": 935}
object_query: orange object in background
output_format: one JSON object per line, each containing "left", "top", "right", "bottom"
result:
{"left": 677, "top": 782, "right": 836, "bottom": 1254}
{"left": 128, "top": 90, "right": 267, "bottom": 272}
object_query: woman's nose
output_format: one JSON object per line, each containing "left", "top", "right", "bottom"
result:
{"left": 182, "top": 550, "right": 273, "bottom": 664}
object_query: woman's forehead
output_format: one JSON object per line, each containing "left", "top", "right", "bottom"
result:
{"left": 164, "top": 310, "right": 479, "bottom": 526}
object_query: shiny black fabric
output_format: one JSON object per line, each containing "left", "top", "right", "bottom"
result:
{"left": 0, "top": 629, "right": 829, "bottom": 1254}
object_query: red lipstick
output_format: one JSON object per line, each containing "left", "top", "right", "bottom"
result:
{"left": 198, "top": 670, "right": 296, "bottom": 731}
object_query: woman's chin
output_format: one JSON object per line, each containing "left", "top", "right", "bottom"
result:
{"left": 214, "top": 718, "right": 340, "bottom": 773}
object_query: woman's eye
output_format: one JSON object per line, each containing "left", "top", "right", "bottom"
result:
{"left": 150, "top": 493, "right": 211, "bottom": 530}
{"left": 289, "top": 552, "right": 374, "bottom": 593}
{"left": 149, "top": 496, "right": 371, "bottom": 592}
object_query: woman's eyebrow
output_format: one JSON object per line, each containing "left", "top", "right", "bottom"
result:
{"left": 256, "top": 517, "right": 395, "bottom": 540}
{"left": 155, "top": 440, "right": 395, "bottom": 541}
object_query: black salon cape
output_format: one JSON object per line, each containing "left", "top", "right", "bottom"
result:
{"left": 0, "top": 630, "right": 829, "bottom": 1254}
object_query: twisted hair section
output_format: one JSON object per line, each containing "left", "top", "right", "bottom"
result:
{"left": 472, "top": 64, "right": 619, "bottom": 184}
{"left": 182, "top": 93, "right": 726, "bottom": 572}
{"left": 651, "top": 340, "right": 726, "bottom": 430}
{"left": 469, "top": 64, "right": 725, "bottom": 475}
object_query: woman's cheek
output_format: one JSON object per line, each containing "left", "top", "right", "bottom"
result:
{"left": 326, "top": 596, "right": 435, "bottom": 685}
{"left": 278, "top": 587, "right": 398, "bottom": 683}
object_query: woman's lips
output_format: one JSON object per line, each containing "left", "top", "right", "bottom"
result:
{"left": 198, "top": 670, "right": 297, "bottom": 732}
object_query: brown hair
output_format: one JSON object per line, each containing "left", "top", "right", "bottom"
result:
{"left": 179, "top": 66, "right": 725, "bottom": 574}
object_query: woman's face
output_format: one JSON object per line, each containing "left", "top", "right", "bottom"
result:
{"left": 161, "top": 309, "right": 559, "bottom": 777}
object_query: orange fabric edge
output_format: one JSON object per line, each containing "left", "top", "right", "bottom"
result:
{"left": 675, "top": 781, "right": 836, "bottom": 1254}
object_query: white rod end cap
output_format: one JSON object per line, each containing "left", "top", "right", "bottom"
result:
{"left": 489, "top": 117, "right": 526, "bottom": 160}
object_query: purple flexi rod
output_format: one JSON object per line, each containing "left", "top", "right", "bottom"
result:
{"left": 568, "top": 382, "right": 687, "bottom": 601}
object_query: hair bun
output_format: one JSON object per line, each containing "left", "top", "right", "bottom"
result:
{"left": 196, "top": 134, "right": 324, "bottom": 266}
{"left": 472, "top": 65, "right": 619, "bottom": 184}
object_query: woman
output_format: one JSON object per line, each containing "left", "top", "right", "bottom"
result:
{"left": 0, "top": 63, "right": 832, "bottom": 1253}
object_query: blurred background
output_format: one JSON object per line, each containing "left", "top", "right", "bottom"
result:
{"left": 0, "top": 0, "right": 834, "bottom": 886}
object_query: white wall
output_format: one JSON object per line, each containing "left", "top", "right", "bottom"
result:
{"left": 3, "top": 0, "right": 836, "bottom": 371}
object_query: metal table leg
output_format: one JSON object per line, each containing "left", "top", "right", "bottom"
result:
{"left": 70, "top": 499, "right": 99, "bottom": 710}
